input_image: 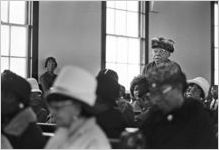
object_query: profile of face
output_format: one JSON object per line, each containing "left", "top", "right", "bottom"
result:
{"left": 184, "top": 84, "right": 203, "bottom": 100}
{"left": 148, "top": 84, "right": 183, "bottom": 113}
{"left": 47, "top": 59, "right": 57, "bottom": 72}
{"left": 152, "top": 48, "right": 170, "bottom": 64}
{"left": 49, "top": 100, "right": 81, "bottom": 127}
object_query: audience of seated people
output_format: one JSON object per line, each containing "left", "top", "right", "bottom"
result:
{"left": 1, "top": 59, "right": 218, "bottom": 149}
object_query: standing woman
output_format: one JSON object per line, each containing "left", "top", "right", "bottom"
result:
{"left": 40, "top": 57, "right": 58, "bottom": 94}
{"left": 45, "top": 66, "right": 110, "bottom": 149}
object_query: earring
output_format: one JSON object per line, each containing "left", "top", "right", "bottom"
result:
{"left": 19, "top": 103, "right": 24, "bottom": 109}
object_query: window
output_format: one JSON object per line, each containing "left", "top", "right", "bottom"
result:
{"left": 104, "top": 1, "right": 148, "bottom": 90}
{"left": 1, "top": 1, "right": 33, "bottom": 78}
{"left": 214, "top": 2, "right": 218, "bottom": 85}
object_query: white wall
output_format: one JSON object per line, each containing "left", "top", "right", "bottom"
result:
{"left": 38, "top": 1, "right": 101, "bottom": 77}
{"left": 149, "top": 1, "right": 211, "bottom": 82}
{"left": 38, "top": 1, "right": 211, "bottom": 83}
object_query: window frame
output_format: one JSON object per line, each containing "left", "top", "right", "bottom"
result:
{"left": 101, "top": 1, "right": 149, "bottom": 89}
{"left": 211, "top": 1, "right": 218, "bottom": 85}
{"left": 1, "top": 1, "right": 39, "bottom": 79}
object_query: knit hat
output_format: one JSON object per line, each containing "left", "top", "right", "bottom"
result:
{"left": 27, "top": 78, "right": 42, "bottom": 94}
{"left": 1, "top": 70, "right": 31, "bottom": 106}
{"left": 46, "top": 66, "right": 97, "bottom": 107}
{"left": 152, "top": 37, "right": 175, "bottom": 53}
{"left": 146, "top": 63, "right": 187, "bottom": 91}
{"left": 187, "top": 77, "right": 210, "bottom": 98}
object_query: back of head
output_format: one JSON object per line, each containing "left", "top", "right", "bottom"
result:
{"left": 96, "top": 69, "right": 120, "bottom": 106}
{"left": 146, "top": 63, "right": 187, "bottom": 92}
{"left": 1, "top": 70, "right": 31, "bottom": 117}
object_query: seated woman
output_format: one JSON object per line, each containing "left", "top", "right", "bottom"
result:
{"left": 95, "top": 69, "right": 135, "bottom": 138}
{"left": 45, "top": 66, "right": 110, "bottom": 149}
{"left": 39, "top": 57, "right": 58, "bottom": 94}
{"left": 184, "top": 76, "right": 210, "bottom": 104}
{"left": 130, "top": 75, "right": 152, "bottom": 125}
{"left": 1, "top": 70, "right": 47, "bottom": 149}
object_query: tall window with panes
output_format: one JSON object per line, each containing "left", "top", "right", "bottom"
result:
{"left": 105, "top": 1, "right": 147, "bottom": 90}
{"left": 1, "top": 1, "right": 33, "bottom": 78}
{"left": 214, "top": 2, "right": 218, "bottom": 85}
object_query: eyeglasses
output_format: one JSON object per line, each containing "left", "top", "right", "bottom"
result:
{"left": 146, "top": 85, "right": 173, "bottom": 98}
{"left": 49, "top": 101, "right": 74, "bottom": 112}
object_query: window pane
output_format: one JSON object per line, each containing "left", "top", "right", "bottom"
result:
{"left": 9, "top": 1, "right": 26, "bottom": 24}
{"left": 1, "top": 25, "right": 9, "bottom": 56}
{"left": 1, "top": 1, "right": 8, "bottom": 22}
{"left": 11, "top": 26, "right": 27, "bottom": 57}
{"left": 115, "top": 10, "right": 126, "bottom": 35}
{"left": 127, "top": 12, "right": 138, "bottom": 37}
{"left": 106, "top": 36, "right": 117, "bottom": 63}
{"left": 127, "top": 1, "right": 138, "bottom": 12}
{"left": 107, "top": 1, "right": 115, "bottom": 8}
{"left": 106, "top": 8, "right": 115, "bottom": 34}
{"left": 128, "top": 39, "right": 140, "bottom": 64}
{"left": 1, "top": 57, "right": 9, "bottom": 73}
{"left": 127, "top": 64, "right": 140, "bottom": 90}
{"left": 117, "top": 37, "right": 128, "bottom": 63}
{"left": 10, "top": 58, "right": 26, "bottom": 78}
{"left": 215, "top": 3, "right": 218, "bottom": 26}
{"left": 116, "top": 63, "right": 128, "bottom": 87}
{"left": 115, "top": 1, "right": 126, "bottom": 10}
{"left": 215, "top": 26, "right": 218, "bottom": 48}
{"left": 106, "top": 62, "right": 117, "bottom": 73}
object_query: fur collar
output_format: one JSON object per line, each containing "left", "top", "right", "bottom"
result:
{"left": 3, "top": 107, "right": 37, "bottom": 136}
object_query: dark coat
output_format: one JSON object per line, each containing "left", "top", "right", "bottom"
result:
{"left": 140, "top": 98, "right": 218, "bottom": 149}
{"left": 96, "top": 108, "right": 128, "bottom": 138}
{"left": 39, "top": 72, "right": 57, "bottom": 93}
{"left": 142, "top": 59, "right": 182, "bottom": 76}
{"left": 4, "top": 123, "right": 47, "bottom": 149}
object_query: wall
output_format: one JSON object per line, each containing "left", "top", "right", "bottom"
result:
{"left": 38, "top": 1, "right": 101, "bottom": 77}
{"left": 149, "top": 1, "right": 211, "bottom": 82}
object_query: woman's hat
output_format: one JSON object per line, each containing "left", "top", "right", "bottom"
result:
{"left": 151, "top": 37, "right": 175, "bottom": 53}
{"left": 187, "top": 77, "right": 210, "bottom": 98}
{"left": 27, "top": 78, "right": 42, "bottom": 94}
{"left": 46, "top": 66, "right": 97, "bottom": 107}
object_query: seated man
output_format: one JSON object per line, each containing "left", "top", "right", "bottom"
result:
{"left": 140, "top": 63, "right": 217, "bottom": 149}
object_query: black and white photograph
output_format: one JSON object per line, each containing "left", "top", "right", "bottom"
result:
{"left": 1, "top": 0, "right": 218, "bottom": 149}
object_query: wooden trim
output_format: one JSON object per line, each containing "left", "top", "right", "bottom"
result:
{"left": 101, "top": 1, "right": 106, "bottom": 69}
{"left": 211, "top": 1, "right": 215, "bottom": 85}
{"left": 32, "top": 1, "right": 39, "bottom": 80}
{"left": 145, "top": 2, "right": 149, "bottom": 65}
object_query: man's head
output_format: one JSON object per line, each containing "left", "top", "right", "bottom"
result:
{"left": 210, "top": 85, "right": 218, "bottom": 99}
{"left": 145, "top": 63, "right": 187, "bottom": 113}
{"left": 151, "top": 37, "right": 175, "bottom": 64}
{"left": 45, "top": 57, "right": 57, "bottom": 72}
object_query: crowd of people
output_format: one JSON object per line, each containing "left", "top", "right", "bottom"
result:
{"left": 1, "top": 37, "right": 218, "bottom": 149}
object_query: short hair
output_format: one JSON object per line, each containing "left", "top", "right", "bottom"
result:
{"left": 130, "top": 75, "right": 149, "bottom": 98}
{"left": 45, "top": 57, "right": 57, "bottom": 68}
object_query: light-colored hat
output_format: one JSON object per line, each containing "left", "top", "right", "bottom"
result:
{"left": 27, "top": 78, "right": 42, "bottom": 94}
{"left": 47, "top": 66, "right": 97, "bottom": 107}
{"left": 187, "top": 77, "right": 210, "bottom": 98}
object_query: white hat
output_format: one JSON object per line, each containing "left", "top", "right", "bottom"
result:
{"left": 187, "top": 77, "right": 210, "bottom": 98}
{"left": 27, "top": 78, "right": 42, "bottom": 94}
{"left": 47, "top": 66, "right": 97, "bottom": 107}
